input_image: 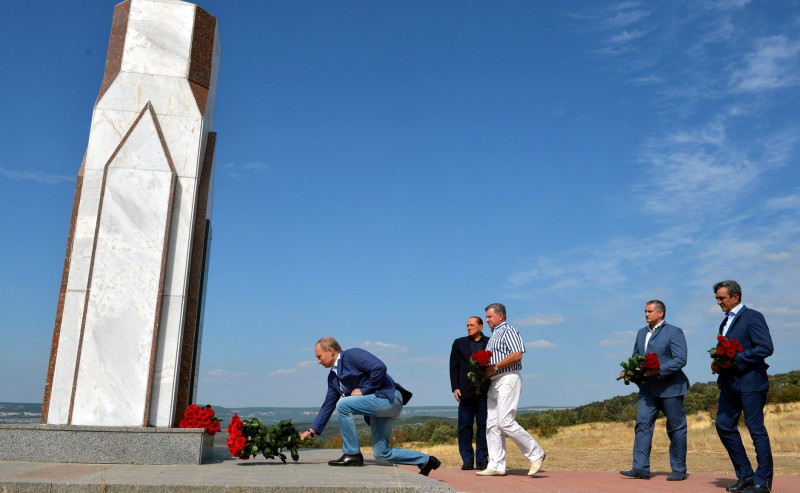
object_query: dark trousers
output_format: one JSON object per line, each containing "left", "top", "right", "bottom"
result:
{"left": 457, "top": 396, "right": 488, "bottom": 466}
{"left": 716, "top": 387, "right": 773, "bottom": 488}
{"left": 633, "top": 392, "right": 687, "bottom": 474}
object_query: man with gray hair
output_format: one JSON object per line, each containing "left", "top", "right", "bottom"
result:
{"left": 477, "top": 303, "right": 546, "bottom": 477}
{"left": 712, "top": 281, "right": 774, "bottom": 493}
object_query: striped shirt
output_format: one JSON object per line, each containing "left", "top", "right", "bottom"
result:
{"left": 486, "top": 321, "right": 525, "bottom": 376}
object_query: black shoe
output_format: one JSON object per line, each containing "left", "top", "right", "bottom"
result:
{"left": 667, "top": 472, "right": 687, "bottom": 481}
{"left": 476, "top": 462, "right": 488, "bottom": 471}
{"left": 727, "top": 476, "right": 754, "bottom": 492}
{"left": 619, "top": 469, "right": 650, "bottom": 479}
{"left": 328, "top": 453, "right": 364, "bottom": 466}
{"left": 742, "top": 485, "right": 771, "bottom": 493}
{"left": 461, "top": 463, "right": 474, "bottom": 470}
{"left": 420, "top": 455, "right": 441, "bottom": 476}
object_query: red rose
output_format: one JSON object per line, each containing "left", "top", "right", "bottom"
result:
{"left": 716, "top": 346, "right": 726, "bottom": 355}
{"left": 207, "top": 420, "right": 220, "bottom": 436}
{"left": 643, "top": 353, "right": 660, "bottom": 369}
{"left": 717, "top": 335, "right": 725, "bottom": 342}
{"left": 726, "top": 348, "right": 736, "bottom": 358}
{"left": 184, "top": 404, "right": 200, "bottom": 420}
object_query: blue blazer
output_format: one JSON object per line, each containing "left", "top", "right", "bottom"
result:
{"left": 310, "top": 348, "right": 409, "bottom": 434}
{"left": 633, "top": 322, "right": 690, "bottom": 398}
{"left": 716, "top": 306, "right": 774, "bottom": 392}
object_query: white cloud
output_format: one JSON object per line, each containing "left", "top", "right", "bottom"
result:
{"left": 730, "top": 35, "right": 800, "bottom": 93}
{"left": 607, "top": 29, "right": 646, "bottom": 44}
{"left": 0, "top": 167, "right": 75, "bottom": 184}
{"left": 603, "top": 8, "right": 650, "bottom": 29}
{"left": 268, "top": 359, "right": 313, "bottom": 376}
{"left": 206, "top": 369, "right": 246, "bottom": 378}
{"left": 513, "top": 313, "right": 564, "bottom": 327}
{"left": 525, "top": 340, "right": 559, "bottom": 350}
{"left": 598, "top": 330, "right": 638, "bottom": 346}
{"left": 222, "top": 161, "right": 270, "bottom": 181}
{"left": 360, "top": 341, "right": 408, "bottom": 353}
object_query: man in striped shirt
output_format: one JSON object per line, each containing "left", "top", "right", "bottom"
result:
{"left": 476, "top": 303, "right": 546, "bottom": 477}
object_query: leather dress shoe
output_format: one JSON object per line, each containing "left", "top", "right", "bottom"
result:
{"left": 726, "top": 476, "right": 754, "bottom": 492}
{"left": 419, "top": 455, "right": 441, "bottom": 476}
{"left": 476, "top": 462, "right": 488, "bottom": 471}
{"left": 743, "top": 485, "right": 771, "bottom": 493}
{"left": 619, "top": 469, "right": 650, "bottom": 479}
{"left": 461, "top": 463, "right": 474, "bottom": 470}
{"left": 328, "top": 453, "right": 364, "bottom": 466}
{"left": 667, "top": 472, "right": 687, "bottom": 481}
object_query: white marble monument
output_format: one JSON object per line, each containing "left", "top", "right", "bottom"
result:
{"left": 41, "top": 0, "right": 219, "bottom": 428}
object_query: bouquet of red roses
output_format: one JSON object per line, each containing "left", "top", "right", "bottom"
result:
{"left": 227, "top": 413, "right": 301, "bottom": 463}
{"left": 179, "top": 404, "right": 222, "bottom": 436}
{"left": 617, "top": 352, "right": 659, "bottom": 385}
{"left": 467, "top": 349, "right": 493, "bottom": 394}
{"left": 709, "top": 335, "right": 743, "bottom": 373}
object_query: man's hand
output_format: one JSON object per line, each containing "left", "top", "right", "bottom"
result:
{"left": 299, "top": 429, "right": 316, "bottom": 442}
{"left": 453, "top": 389, "right": 461, "bottom": 403}
{"left": 486, "top": 364, "right": 497, "bottom": 375}
{"left": 645, "top": 368, "right": 659, "bottom": 376}
{"left": 351, "top": 388, "right": 362, "bottom": 395}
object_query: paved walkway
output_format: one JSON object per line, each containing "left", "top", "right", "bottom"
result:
{"left": 415, "top": 465, "right": 799, "bottom": 492}
{"left": 2, "top": 448, "right": 798, "bottom": 492}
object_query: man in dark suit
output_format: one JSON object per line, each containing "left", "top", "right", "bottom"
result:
{"left": 298, "top": 337, "right": 440, "bottom": 476}
{"left": 712, "top": 281, "right": 774, "bottom": 493}
{"left": 449, "top": 316, "right": 490, "bottom": 470}
{"left": 619, "top": 300, "right": 690, "bottom": 481}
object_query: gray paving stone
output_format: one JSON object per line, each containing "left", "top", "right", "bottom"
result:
{"left": 0, "top": 448, "right": 454, "bottom": 492}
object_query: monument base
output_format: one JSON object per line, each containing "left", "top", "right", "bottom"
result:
{"left": 0, "top": 424, "right": 214, "bottom": 465}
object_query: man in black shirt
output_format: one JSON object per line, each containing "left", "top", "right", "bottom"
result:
{"left": 449, "top": 316, "right": 490, "bottom": 470}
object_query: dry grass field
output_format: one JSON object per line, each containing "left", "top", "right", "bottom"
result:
{"left": 409, "top": 401, "right": 800, "bottom": 475}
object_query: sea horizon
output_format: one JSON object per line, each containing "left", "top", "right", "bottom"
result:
{"left": 0, "top": 402, "right": 567, "bottom": 426}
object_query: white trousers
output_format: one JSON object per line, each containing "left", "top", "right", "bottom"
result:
{"left": 486, "top": 372, "right": 544, "bottom": 472}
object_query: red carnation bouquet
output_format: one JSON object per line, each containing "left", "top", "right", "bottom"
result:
{"left": 709, "top": 335, "right": 743, "bottom": 373}
{"left": 617, "top": 352, "right": 660, "bottom": 385}
{"left": 227, "top": 413, "right": 301, "bottom": 463}
{"left": 467, "top": 350, "right": 493, "bottom": 394}
{"left": 179, "top": 404, "right": 222, "bottom": 436}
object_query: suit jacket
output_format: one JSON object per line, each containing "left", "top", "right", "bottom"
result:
{"left": 450, "top": 334, "right": 490, "bottom": 401}
{"left": 716, "top": 305, "right": 774, "bottom": 392}
{"left": 310, "top": 348, "right": 410, "bottom": 435}
{"left": 633, "top": 322, "right": 690, "bottom": 398}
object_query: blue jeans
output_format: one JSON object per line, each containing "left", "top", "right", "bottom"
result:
{"left": 457, "top": 396, "right": 488, "bottom": 466}
{"left": 336, "top": 390, "right": 429, "bottom": 466}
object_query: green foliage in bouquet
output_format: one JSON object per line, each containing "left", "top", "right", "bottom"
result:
{"left": 617, "top": 353, "right": 646, "bottom": 385}
{"left": 228, "top": 414, "right": 301, "bottom": 462}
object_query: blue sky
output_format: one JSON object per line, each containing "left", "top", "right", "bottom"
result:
{"left": 2, "top": 1, "right": 799, "bottom": 409}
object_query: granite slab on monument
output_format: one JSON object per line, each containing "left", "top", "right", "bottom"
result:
{"left": 0, "top": 424, "right": 213, "bottom": 465}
